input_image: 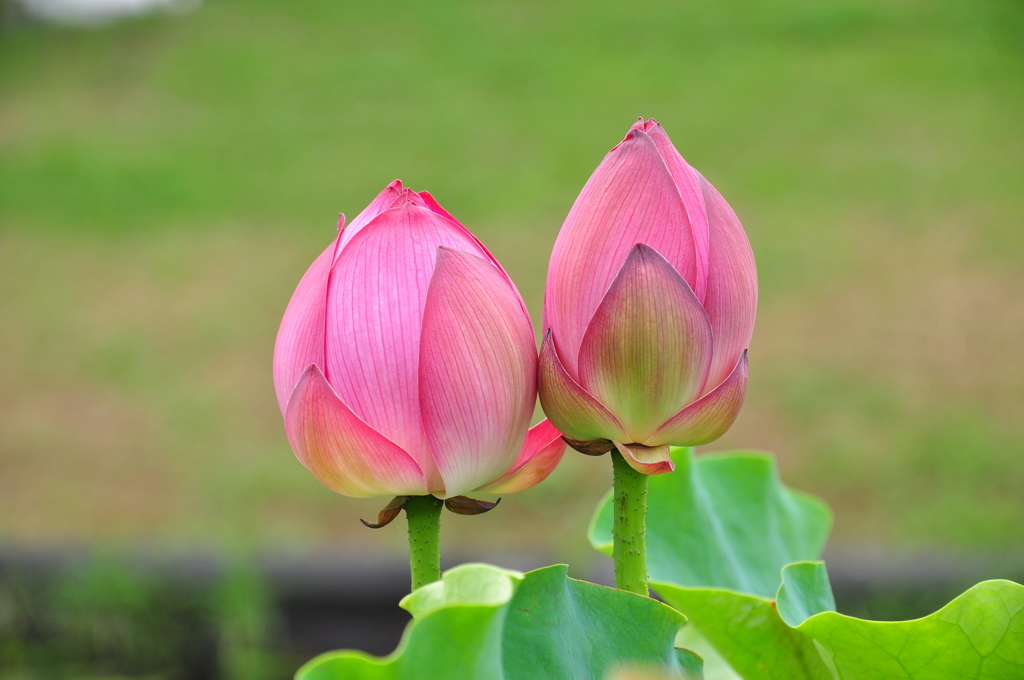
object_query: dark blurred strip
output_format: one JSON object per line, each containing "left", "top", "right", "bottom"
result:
{"left": 0, "top": 544, "right": 1022, "bottom": 678}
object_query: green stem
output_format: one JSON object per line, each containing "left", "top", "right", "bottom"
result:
{"left": 404, "top": 494, "right": 444, "bottom": 591}
{"left": 611, "top": 449, "right": 649, "bottom": 596}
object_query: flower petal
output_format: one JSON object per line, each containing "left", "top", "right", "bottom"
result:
{"left": 543, "top": 124, "right": 700, "bottom": 378}
{"left": 648, "top": 350, "right": 749, "bottom": 447}
{"left": 476, "top": 419, "right": 567, "bottom": 493}
{"left": 538, "top": 330, "right": 627, "bottom": 443}
{"left": 272, "top": 238, "right": 336, "bottom": 416}
{"left": 284, "top": 365, "right": 427, "bottom": 498}
{"left": 419, "top": 247, "right": 537, "bottom": 497}
{"left": 700, "top": 173, "right": 757, "bottom": 391}
{"left": 325, "top": 202, "right": 489, "bottom": 488}
{"left": 645, "top": 119, "right": 710, "bottom": 300}
{"left": 577, "top": 244, "right": 713, "bottom": 443}
{"left": 337, "top": 179, "right": 407, "bottom": 251}
{"left": 416, "top": 189, "right": 464, "bottom": 227}
{"left": 613, "top": 441, "right": 674, "bottom": 476}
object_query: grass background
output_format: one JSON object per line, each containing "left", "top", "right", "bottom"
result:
{"left": 1, "top": 0, "right": 1023, "bottom": 572}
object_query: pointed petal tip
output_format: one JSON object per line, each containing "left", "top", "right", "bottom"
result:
{"left": 359, "top": 495, "right": 409, "bottom": 529}
{"left": 284, "top": 365, "right": 427, "bottom": 498}
{"left": 538, "top": 331, "right": 628, "bottom": 443}
{"left": 613, "top": 441, "right": 674, "bottom": 476}
{"left": 476, "top": 419, "right": 567, "bottom": 494}
{"left": 648, "top": 350, "right": 748, "bottom": 447}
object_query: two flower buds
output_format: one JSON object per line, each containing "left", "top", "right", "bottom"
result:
{"left": 273, "top": 118, "right": 757, "bottom": 501}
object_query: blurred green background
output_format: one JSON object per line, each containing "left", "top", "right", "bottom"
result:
{"left": 1, "top": 0, "right": 1023, "bottom": 616}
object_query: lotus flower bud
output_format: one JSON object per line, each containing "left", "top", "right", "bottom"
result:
{"left": 540, "top": 119, "right": 757, "bottom": 475}
{"left": 274, "top": 181, "right": 566, "bottom": 498}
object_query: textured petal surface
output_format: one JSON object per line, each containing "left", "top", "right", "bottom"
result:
{"left": 419, "top": 247, "right": 537, "bottom": 497}
{"left": 284, "top": 365, "right": 427, "bottom": 498}
{"left": 338, "top": 180, "right": 406, "bottom": 251}
{"left": 476, "top": 419, "right": 567, "bottom": 493}
{"left": 418, "top": 189, "right": 520, "bottom": 297}
{"left": 644, "top": 120, "right": 710, "bottom": 300}
{"left": 325, "top": 202, "right": 489, "bottom": 486}
{"left": 699, "top": 173, "right": 757, "bottom": 391}
{"left": 538, "top": 331, "right": 627, "bottom": 443}
{"left": 543, "top": 125, "right": 700, "bottom": 378}
{"left": 578, "top": 244, "right": 713, "bottom": 443}
{"left": 649, "top": 351, "right": 748, "bottom": 447}
{"left": 416, "top": 189, "right": 463, "bottom": 228}
{"left": 272, "top": 239, "right": 336, "bottom": 416}
{"left": 613, "top": 441, "right": 674, "bottom": 476}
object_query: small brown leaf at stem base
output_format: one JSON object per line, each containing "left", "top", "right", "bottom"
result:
{"left": 444, "top": 496, "right": 501, "bottom": 515}
{"left": 562, "top": 436, "right": 614, "bottom": 456}
{"left": 360, "top": 495, "right": 410, "bottom": 528}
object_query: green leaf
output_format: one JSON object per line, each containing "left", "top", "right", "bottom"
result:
{"left": 590, "top": 448, "right": 1024, "bottom": 680}
{"left": 795, "top": 570, "right": 1024, "bottom": 679}
{"left": 296, "top": 562, "right": 703, "bottom": 680}
{"left": 589, "top": 448, "right": 832, "bottom": 597}
{"left": 656, "top": 562, "right": 836, "bottom": 679}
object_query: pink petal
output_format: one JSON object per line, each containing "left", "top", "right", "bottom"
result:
{"left": 337, "top": 180, "right": 407, "bottom": 252}
{"left": 645, "top": 120, "right": 710, "bottom": 301}
{"left": 272, "top": 239, "right": 336, "bottom": 416}
{"left": 416, "top": 190, "right": 464, "bottom": 227}
{"left": 613, "top": 441, "right": 674, "bottom": 476}
{"left": 475, "top": 419, "right": 567, "bottom": 493}
{"left": 699, "top": 173, "right": 757, "bottom": 391}
{"left": 538, "top": 331, "right": 627, "bottom": 443}
{"left": 648, "top": 351, "right": 748, "bottom": 447}
{"left": 284, "top": 365, "right": 427, "bottom": 498}
{"left": 325, "top": 202, "right": 489, "bottom": 488}
{"left": 543, "top": 124, "right": 700, "bottom": 379}
{"left": 577, "top": 244, "right": 713, "bottom": 443}
{"left": 419, "top": 247, "right": 537, "bottom": 497}
{"left": 417, "top": 189, "right": 522, "bottom": 302}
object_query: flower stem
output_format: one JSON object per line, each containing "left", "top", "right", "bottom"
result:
{"left": 611, "top": 449, "right": 649, "bottom": 596}
{"left": 404, "top": 494, "right": 444, "bottom": 591}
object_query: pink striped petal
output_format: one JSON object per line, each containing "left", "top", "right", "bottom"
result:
{"left": 613, "top": 441, "right": 674, "bottom": 476}
{"left": 644, "top": 120, "right": 710, "bottom": 301}
{"left": 417, "top": 189, "right": 520, "bottom": 296}
{"left": 416, "top": 190, "right": 464, "bottom": 227}
{"left": 648, "top": 351, "right": 748, "bottom": 447}
{"left": 272, "top": 238, "right": 337, "bottom": 416}
{"left": 325, "top": 202, "right": 489, "bottom": 488}
{"left": 577, "top": 244, "right": 713, "bottom": 443}
{"left": 543, "top": 124, "right": 700, "bottom": 378}
{"left": 284, "top": 365, "right": 427, "bottom": 498}
{"left": 538, "top": 330, "right": 627, "bottom": 443}
{"left": 475, "top": 419, "right": 567, "bottom": 493}
{"left": 419, "top": 247, "right": 537, "bottom": 498}
{"left": 699, "top": 173, "right": 757, "bottom": 391}
{"left": 337, "top": 180, "right": 407, "bottom": 251}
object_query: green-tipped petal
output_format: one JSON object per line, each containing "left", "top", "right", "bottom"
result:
{"left": 578, "top": 244, "right": 713, "bottom": 443}
{"left": 648, "top": 351, "right": 748, "bottom": 447}
{"left": 538, "top": 331, "right": 627, "bottom": 443}
{"left": 613, "top": 441, "right": 674, "bottom": 476}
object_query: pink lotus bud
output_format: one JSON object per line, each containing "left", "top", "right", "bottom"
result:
{"left": 274, "top": 180, "right": 566, "bottom": 498}
{"left": 540, "top": 119, "right": 757, "bottom": 475}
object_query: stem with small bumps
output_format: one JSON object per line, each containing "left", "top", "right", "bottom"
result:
{"left": 404, "top": 494, "right": 444, "bottom": 591}
{"left": 611, "top": 449, "right": 649, "bottom": 596}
